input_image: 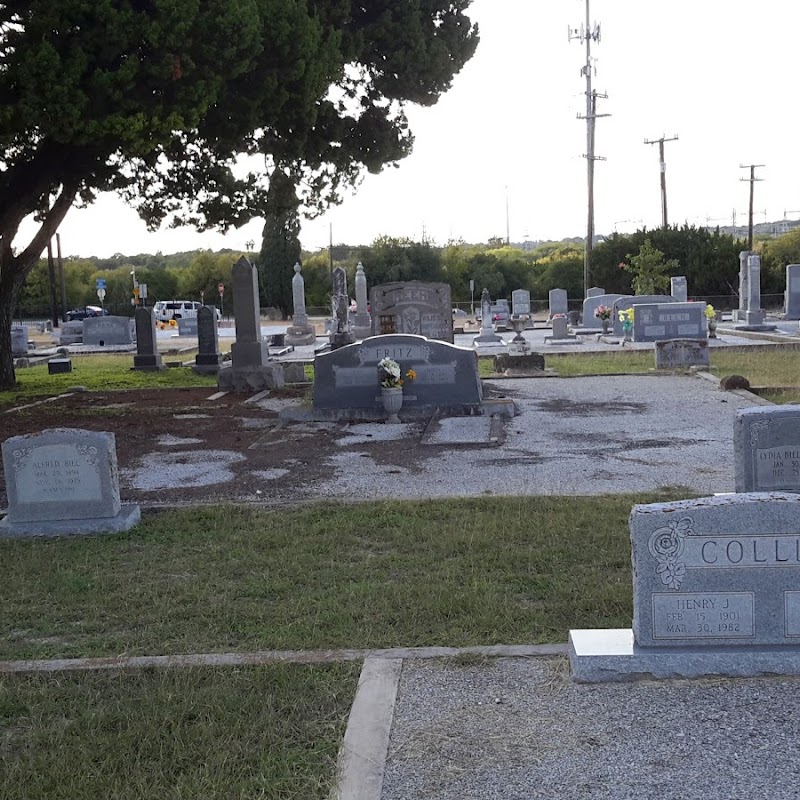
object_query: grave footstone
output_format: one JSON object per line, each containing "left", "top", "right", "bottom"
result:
{"left": 784, "top": 264, "right": 800, "bottom": 320}
{"left": 286, "top": 262, "right": 317, "bottom": 345}
{"left": 132, "top": 307, "right": 164, "bottom": 371}
{"left": 569, "top": 492, "right": 800, "bottom": 681}
{"left": 370, "top": 281, "right": 453, "bottom": 342}
{"left": 48, "top": 358, "right": 72, "bottom": 374}
{"left": 654, "top": 339, "right": 709, "bottom": 369}
{"left": 83, "top": 316, "right": 133, "bottom": 346}
{"left": 193, "top": 306, "right": 223, "bottom": 374}
{"left": 0, "top": 428, "right": 141, "bottom": 537}
{"left": 734, "top": 405, "right": 800, "bottom": 493}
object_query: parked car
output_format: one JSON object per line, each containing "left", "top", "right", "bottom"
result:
{"left": 153, "top": 300, "right": 221, "bottom": 322}
{"left": 67, "top": 305, "right": 108, "bottom": 321}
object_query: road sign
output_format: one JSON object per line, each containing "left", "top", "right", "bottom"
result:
{"left": 218, "top": 283, "right": 225, "bottom": 296}
{"left": 133, "top": 286, "right": 140, "bottom": 298}
{"left": 96, "top": 278, "right": 107, "bottom": 289}
{"left": 96, "top": 288, "right": 106, "bottom": 301}
{"left": 138, "top": 282, "right": 147, "bottom": 300}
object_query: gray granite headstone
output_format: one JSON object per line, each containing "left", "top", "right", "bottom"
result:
{"left": 586, "top": 286, "right": 605, "bottom": 298}
{"left": 11, "top": 325, "right": 28, "bottom": 356}
{"left": 59, "top": 321, "right": 83, "bottom": 345}
{"left": 734, "top": 406, "right": 800, "bottom": 493}
{"left": 194, "top": 306, "right": 223, "bottom": 374}
{"left": 83, "top": 316, "right": 133, "bottom": 346}
{"left": 612, "top": 295, "right": 679, "bottom": 336}
{"left": 330, "top": 266, "right": 356, "bottom": 349}
{"left": 784, "top": 264, "right": 800, "bottom": 320}
{"left": 286, "top": 262, "right": 317, "bottom": 345}
{"left": 132, "top": 307, "right": 164, "bottom": 370}
{"left": 632, "top": 302, "right": 706, "bottom": 342}
{"left": 0, "top": 428, "right": 140, "bottom": 537}
{"left": 177, "top": 316, "right": 198, "bottom": 336}
{"left": 582, "top": 294, "right": 627, "bottom": 328}
{"left": 511, "top": 289, "right": 531, "bottom": 316}
{"left": 670, "top": 276, "right": 688, "bottom": 302}
{"left": 351, "top": 261, "right": 372, "bottom": 339}
{"left": 473, "top": 288, "right": 503, "bottom": 345}
{"left": 654, "top": 339, "right": 709, "bottom": 369}
{"left": 735, "top": 252, "right": 771, "bottom": 328}
{"left": 569, "top": 492, "right": 800, "bottom": 681}
{"left": 312, "top": 334, "right": 481, "bottom": 411}
{"left": 370, "top": 282, "right": 453, "bottom": 343}
{"left": 548, "top": 288, "right": 568, "bottom": 319}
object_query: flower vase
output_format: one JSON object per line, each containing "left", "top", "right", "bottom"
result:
{"left": 381, "top": 386, "right": 404, "bottom": 424}
{"left": 601, "top": 319, "right": 610, "bottom": 334}
{"left": 708, "top": 320, "right": 717, "bottom": 339}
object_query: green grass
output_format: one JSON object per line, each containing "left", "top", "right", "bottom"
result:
{"left": 1, "top": 355, "right": 216, "bottom": 408}
{"left": 0, "top": 663, "right": 359, "bottom": 800}
{"left": 0, "top": 494, "right": 689, "bottom": 662}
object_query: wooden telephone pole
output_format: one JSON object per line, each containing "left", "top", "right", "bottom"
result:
{"left": 739, "top": 164, "right": 764, "bottom": 250}
{"left": 644, "top": 135, "right": 679, "bottom": 228}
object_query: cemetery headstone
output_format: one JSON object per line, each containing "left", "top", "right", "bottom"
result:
{"left": 632, "top": 302, "right": 707, "bottom": 342}
{"left": 0, "top": 428, "right": 141, "bottom": 537}
{"left": 611, "top": 295, "right": 679, "bottom": 336}
{"left": 217, "top": 256, "right": 284, "bottom": 390}
{"left": 83, "top": 315, "right": 133, "bottom": 346}
{"left": 370, "top": 281, "right": 453, "bottom": 343}
{"left": 351, "top": 262, "right": 373, "bottom": 339}
{"left": 735, "top": 252, "right": 774, "bottom": 329}
{"left": 586, "top": 287, "right": 605, "bottom": 299}
{"left": 286, "top": 262, "right": 317, "bottom": 345}
{"left": 670, "top": 275, "right": 688, "bottom": 302}
{"left": 494, "top": 352, "right": 545, "bottom": 374}
{"left": 330, "top": 266, "right": 356, "bottom": 350}
{"left": 473, "top": 288, "right": 503, "bottom": 346}
{"left": 511, "top": 289, "right": 531, "bottom": 316}
{"left": 654, "top": 339, "right": 709, "bottom": 369}
{"left": 582, "top": 293, "right": 627, "bottom": 328}
{"left": 734, "top": 405, "right": 800, "bottom": 493}
{"left": 784, "top": 264, "right": 800, "bottom": 320}
{"left": 548, "top": 288, "right": 568, "bottom": 319}
{"left": 58, "top": 321, "right": 83, "bottom": 345}
{"left": 545, "top": 315, "right": 579, "bottom": 344}
{"left": 132, "top": 307, "right": 164, "bottom": 371}
{"left": 48, "top": 358, "right": 73, "bottom": 374}
{"left": 177, "top": 316, "right": 198, "bottom": 336}
{"left": 11, "top": 325, "right": 28, "bottom": 356}
{"left": 312, "top": 334, "right": 481, "bottom": 413}
{"left": 193, "top": 306, "right": 223, "bottom": 374}
{"left": 569, "top": 492, "right": 800, "bottom": 681}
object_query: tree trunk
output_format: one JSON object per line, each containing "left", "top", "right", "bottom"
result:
{"left": 0, "top": 259, "right": 25, "bottom": 389}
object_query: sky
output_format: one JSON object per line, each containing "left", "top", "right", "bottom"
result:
{"left": 27, "top": 0, "right": 800, "bottom": 258}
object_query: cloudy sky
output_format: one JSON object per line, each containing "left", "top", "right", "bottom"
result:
{"left": 28, "top": 0, "right": 800, "bottom": 257}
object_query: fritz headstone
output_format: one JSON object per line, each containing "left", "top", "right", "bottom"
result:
{"left": 654, "top": 339, "right": 709, "bottom": 369}
{"left": 0, "top": 428, "right": 141, "bottom": 537}
{"left": 569, "top": 492, "right": 800, "bottom": 681}
{"left": 132, "top": 307, "right": 164, "bottom": 371}
{"left": 194, "top": 306, "right": 223, "bottom": 374}
{"left": 370, "top": 281, "right": 453, "bottom": 343}
{"left": 784, "top": 264, "right": 800, "bottom": 320}
{"left": 734, "top": 405, "right": 800, "bottom": 493}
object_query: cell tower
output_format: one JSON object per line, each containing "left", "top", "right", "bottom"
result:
{"left": 569, "top": 0, "right": 609, "bottom": 299}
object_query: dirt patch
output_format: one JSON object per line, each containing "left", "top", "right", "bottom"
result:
{"left": 536, "top": 399, "right": 648, "bottom": 416}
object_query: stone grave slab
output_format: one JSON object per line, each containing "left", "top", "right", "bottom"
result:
{"left": 0, "top": 428, "right": 141, "bottom": 537}
{"left": 48, "top": 358, "right": 72, "bottom": 374}
{"left": 734, "top": 405, "right": 800, "bottom": 493}
{"left": 370, "top": 282, "right": 453, "bottom": 343}
{"left": 654, "top": 339, "right": 709, "bottom": 369}
{"left": 313, "top": 334, "right": 481, "bottom": 411}
{"left": 83, "top": 316, "right": 133, "bottom": 346}
{"left": 570, "top": 492, "right": 800, "bottom": 681}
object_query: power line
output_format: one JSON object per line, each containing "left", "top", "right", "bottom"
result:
{"left": 644, "top": 135, "right": 679, "bottom": 227}
{"left": 569, "top": 0, "right": 609, "bottom": 299}
{"left": 739, "top": 164, "right": 765, "bottom": 250}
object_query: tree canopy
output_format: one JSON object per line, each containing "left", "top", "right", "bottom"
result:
{"left": 0, "top": 1, "right": 479, "bottom": 387}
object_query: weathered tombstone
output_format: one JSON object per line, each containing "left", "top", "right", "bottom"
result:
{"left": 48, "top": 358, "right": 73, "bottom": 374}
{"left": 511, "top": 289, "right": 531, "bottom": 317}
{"left": 611, "top": 295, "right": 679, "bottom": 336}
{"left": 654, "top": 339, "right": 709, "bottom": 369}
{"left": 370, "top": 281, "right": 453, "bottom": 343}
{"left": 0, "top": 428, "right": 141, "bottom": 537}
{"left": 569, "top": 492, "right": 800, "bottom": 681}
{"left": 312, "top": 334, "right": 481, "bottom": 412}
{"left": 83, "top": 315, "right": 133, "bottom": 346}
{"left": 545, "top": 315, "right": 579, "bottom": 344}
{"left": 193, "top": 306, "right": 223, "bottom": 374}
{"left": 582, "top": 293, "right": 627, "bottom": 328}
{"left": 735, "top": 252, "right": 774, "bottom": 329}
{"left": 472, "top": 288, "right": 503, "bottom": 346}
{"left": 632, "top": 302, "right": 707, "bottom": 342}
{"left": 586, "top": 286, "right": 605, "bottom": 299}
{"left": 734, "top": 406, "right": 800, "bottom": 493}
{"left": 177, "top": 316, "right": 198, "bottom": 336}
{"left": 548, "top": 288, "right": 568, "bottom": 319}
{"left": 670, "top": 275, "right": 688, "bottom": 302}
{"left": 286, "top": 262, "right": 317, "bottom": 345}
{"left": 217, "top": 256, "right": 284, "bottom": 390}
{"left": 11, "top": 325, "right": 28, "bottom": 356}
{"left": 330, "top": 266, "right": 356, "bottom": 350}
{"left": 784, "top": 264, "right": 800, "bottom": 320}
{"left": 351, "top": 261, "right": 372, "bottom": 340}
{"left": 132, "top": 307, "right": 164, "bottom": 371}
{"left": 58, "top": 321, "right": 83, "bottom": 345}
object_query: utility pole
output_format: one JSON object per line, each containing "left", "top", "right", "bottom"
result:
{"left": 644, "top": 135, "right": 678, "bottom": 228}
{"left": 505, "top": 186, "right": 510, "bottom": 245}
{"left": 569, "top": 0, "right": 609, "bottom": 299}
{"left": 739, "top": 164, "right": 764, "bottom": 250}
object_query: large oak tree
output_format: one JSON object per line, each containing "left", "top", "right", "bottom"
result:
{"left": 0, "top": 1, "right": 478, "bottom": 388}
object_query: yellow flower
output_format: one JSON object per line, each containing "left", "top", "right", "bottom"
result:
{"left": 406, "top": 368, "right": 417, "bottom": 381}
{"left": 705, "top": 304, "right": 716, "bottom": 319}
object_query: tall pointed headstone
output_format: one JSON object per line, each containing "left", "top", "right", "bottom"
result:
{"left": 351, "top": 262, "right": 372, "bottom": 339}
{"left": 193, "top": 306, "right": 223, "bottom": 374}
{"left": 473, "top": 288, "right": 503, "bottom": 346}
{"left": 330, "top": 266, "right": 356, "bottom": 350}
{"left": 285, "top": 262, "right": 316, "bottom": 346}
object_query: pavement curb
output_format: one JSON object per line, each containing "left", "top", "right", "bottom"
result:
{"left": 331, "top": 658, "right": 402, "bottom": 800}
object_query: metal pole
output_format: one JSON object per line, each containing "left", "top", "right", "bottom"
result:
{"left": 584, "top": 0, "right": 593, "bottom": 298}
